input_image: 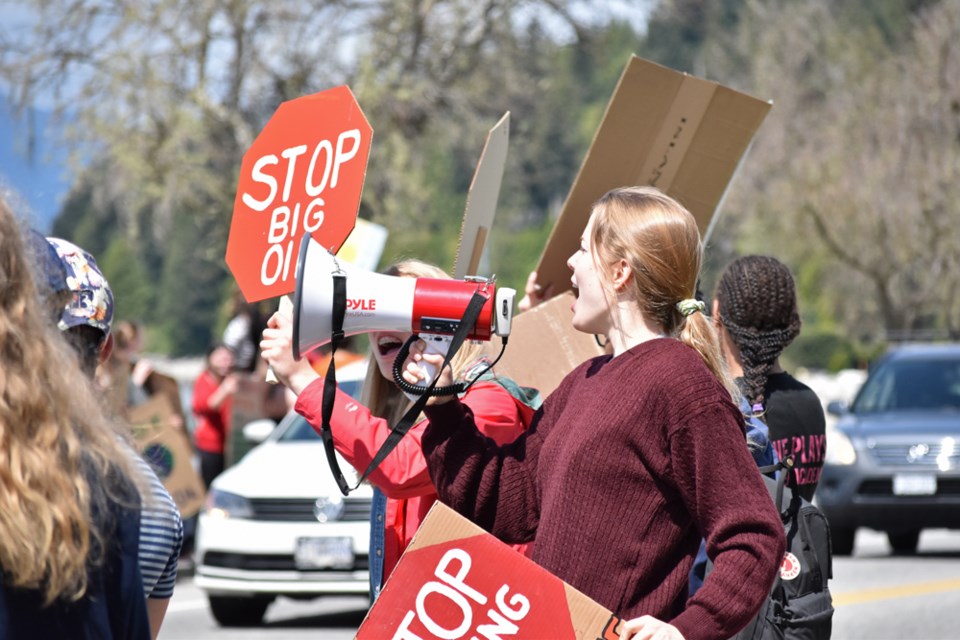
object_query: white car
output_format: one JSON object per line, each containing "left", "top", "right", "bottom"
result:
{"left": 195, "top": 361, "right": 373, "bottom": 627}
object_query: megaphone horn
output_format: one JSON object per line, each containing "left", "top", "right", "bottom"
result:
{"left": 292, "top": 232, "right": 515, "bottom": 361}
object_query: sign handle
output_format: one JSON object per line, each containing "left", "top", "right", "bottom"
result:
{"left": 266, "top": 295, "right": 294, "bottom": 384}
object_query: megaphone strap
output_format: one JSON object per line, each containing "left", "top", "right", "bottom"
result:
{"left": 353, "top": 291, "right": 488, "bottom": 490}
{"left": 318, "top": 272, "right": 353, "bottom": 496}
{"left": 320, "top": 289, "right": 491, "bottom": 496}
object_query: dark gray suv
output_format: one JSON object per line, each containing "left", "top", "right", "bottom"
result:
{"left": 819, "top": 343, "right": 960, "bottom": 555}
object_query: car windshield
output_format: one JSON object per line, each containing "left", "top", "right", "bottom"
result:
{"left": 276, "top": 376, "right": 365, "bottom": 442}
{"left": 852, "top": 356, "right": 960, "bottom": 413}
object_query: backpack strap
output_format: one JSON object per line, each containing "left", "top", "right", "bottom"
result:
{"left": 759, "top": 456, "right": 796, "bottom": 518}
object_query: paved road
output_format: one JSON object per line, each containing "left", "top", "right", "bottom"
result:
{"left": 162, "top": 581, "right": 369, "bottom": 639}
{"left": 163, "top": 529, "right": 960, "bottom": 639}
{"left": 832, "top": 529, "right": 960, "bottom": 640}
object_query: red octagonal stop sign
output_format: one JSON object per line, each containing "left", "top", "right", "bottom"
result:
{"left": 227, "top": 85, "right": 373, "bottom": 302}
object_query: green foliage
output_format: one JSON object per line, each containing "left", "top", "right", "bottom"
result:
{"left": 50, "top": 178, "right": 116, "bottom": 260}
{"left": 836, "top": 0, "right": 940, "bottom": 46}
{"left": 97, "top": 236, "right": 153, "bottom": 324}
{"left": 640, "top": 0, "right": 746, "bottom": 73}
{"left": 489, "top": 218, "right": 555, "bottom": 292}
{"left": 783, "top": 330, "right": 858, "bottom": 373}
{"left": 154, "top": 206, "right": 231, "bottom": 356}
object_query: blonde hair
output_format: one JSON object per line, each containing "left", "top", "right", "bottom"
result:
{"left": 0, "top": 198, "right": 140, "bottom": 605}
{"left": 589, "top": 186, "right": 732, "bottom": 394}
{"left": 361, "top": 259, "right": 488, "bottom": 424}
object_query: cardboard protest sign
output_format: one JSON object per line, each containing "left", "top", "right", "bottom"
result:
{"left": 533, "top": 56, "right": 772, "bottom": 296}
{"left": 491, "top": 291, "right": 607, "bottom": 397}
{"left": 143, "top": 370, "right": 188, "bottom": 436}
{"left": 227, "top": 85, "right": 373, "bottom": 302}
{"left": 336, "top": 217, "right": 390, "bottom": 273}
{"left": 453, "top": 112, "right": 510, "bottom": 280}
{"left": 129, "top": 394, "right": 206, "bottom": 518}
{"left": 356, "top": 502, "right": 622, "bottom": 640}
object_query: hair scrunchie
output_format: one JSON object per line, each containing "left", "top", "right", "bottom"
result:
{"left": 676, "top": 298, "right": 705, "bottom": 317}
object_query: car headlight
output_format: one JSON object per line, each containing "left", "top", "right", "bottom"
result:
{"left": 205, "top": 489, "right": 254, "bottom": 519}
{"left": 313, "top": 495, "right": 345, "bottom": 523}
{"left": 825, "top": 426, "right": 857, "bottom": 465}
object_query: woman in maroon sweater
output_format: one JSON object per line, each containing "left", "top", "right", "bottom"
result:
{"left": 406, "top": 186, "right": 785, "bottom": 640}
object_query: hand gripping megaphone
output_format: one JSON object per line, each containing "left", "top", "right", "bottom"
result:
{"left": 292, "top": 232, "right": 515, "bottom": 390}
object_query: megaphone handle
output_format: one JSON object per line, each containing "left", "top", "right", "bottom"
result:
{"left": 402, "top": 334, "right": 453, "bottom": 400}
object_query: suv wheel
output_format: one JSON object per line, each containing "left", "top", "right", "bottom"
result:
{"left": 831, "top": 527, "right": 856, "bottom": 556}
{"left": 209, "top": 595, "right": 273, "bottom": 627}
{"left": 887, "top": 530, "right": 920, "bottom": 555}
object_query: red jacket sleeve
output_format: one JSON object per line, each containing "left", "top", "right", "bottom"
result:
{"left": 294, "top": 378, "right": 524, "bottom": 499}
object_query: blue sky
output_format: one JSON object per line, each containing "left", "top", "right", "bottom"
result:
{"left": 0, "top": 100, "right": 70, "bottom": 233}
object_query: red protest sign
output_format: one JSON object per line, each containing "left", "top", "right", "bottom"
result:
{"left": 357, "top": 503, "right": 622, "bottom": 640}
{"left": 227, "top": 85, "right": 373, "bottom": 302}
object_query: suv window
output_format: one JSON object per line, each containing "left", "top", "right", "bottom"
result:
{"left": 853, "top": 356, "right": 960, "bottom": 413}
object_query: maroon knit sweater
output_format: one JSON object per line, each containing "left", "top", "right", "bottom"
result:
{"left": 422, "top": 338, "right": 785, "bottom": 640}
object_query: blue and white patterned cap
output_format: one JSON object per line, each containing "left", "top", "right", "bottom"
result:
{"left": 46, "top": 237, "right": 114, "bottom": 336}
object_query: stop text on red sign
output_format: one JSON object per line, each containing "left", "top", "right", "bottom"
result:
{"left": 392, "top": 548, "right": 531, "bottom": 640}
{"left": 227, "top": 85, "right": 372, "bottom": 302}
{"left": 240, "top": 129, "right": 363, "bottom": 288}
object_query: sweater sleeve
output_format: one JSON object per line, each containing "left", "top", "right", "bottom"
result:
{"left": 421, "top": 370, "right": 575, "bottom": 544}
{"left": 294, "top": 377, "right": 525, "bottom": 500}
{"left": 666, "top": 399, "right": 786, "bottom": 640}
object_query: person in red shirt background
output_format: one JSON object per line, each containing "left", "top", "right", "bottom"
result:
{"left": 192, "top": 343, "right": 239, "bottom": 489}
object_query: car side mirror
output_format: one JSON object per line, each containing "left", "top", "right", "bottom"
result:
{"left": 826, "top": 400, "right": 848, "bottom": 416}
{"left": 242, "top": 419, "right": 277, "bottom": 444}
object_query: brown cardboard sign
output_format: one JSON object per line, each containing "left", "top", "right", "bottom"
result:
{"left": 534, "top": 56, "right": 772, "bottom": 296}
{"left": 143, "top": 370, "right": 188, "bottom": 435}
{"left": 491, "top": 291, "right": 607, "bottom": 398}
{"left": 129, "top": 394, "right": 206, "bottom": 518}
{"left": 453, "top": 112, "right": 510, "bottom": 280}
{"left": 355, "top": 501, "right": 621, "bottom": 640}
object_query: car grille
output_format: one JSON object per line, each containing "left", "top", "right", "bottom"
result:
{"left": 248, "top": 497, "right": 372, "bottom": 522}
{"left": 858, "top": 478, "right": 960, "bottom": 496}
{"left": 868, "top": 443, "right": 960, "bottom": 467}
{"left": 202, "top": 551, "right": 369, "bottom": 572}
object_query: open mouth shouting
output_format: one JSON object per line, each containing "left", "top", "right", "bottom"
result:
{"left": 375, "top": 334, "right": 406, "bottom": 358}
{"left": 372, "top": 332, "right": 412, "bottom": 379}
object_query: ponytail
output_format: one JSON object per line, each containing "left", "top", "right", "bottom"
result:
{"left": 677, "top": 306, "right": 736, "bottom": 398}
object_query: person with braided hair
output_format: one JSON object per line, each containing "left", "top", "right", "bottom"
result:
{"left": 712, "top": 255, "right": 827, "bottom": 502}
{"left": 407, "top": 186, "right": 785, "bottom": 640}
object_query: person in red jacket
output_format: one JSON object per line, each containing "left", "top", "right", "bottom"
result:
{"left": 260, "top": 259, "right": 536, "bottom": 598}
{"left": 192, "top": 343, "right": 239, "bottom": 488}
{"left": 407, "top": 187, "right": 785, "bottom": 640}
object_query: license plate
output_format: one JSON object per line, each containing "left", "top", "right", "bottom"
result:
{"left": 893, "top": 473, "right": 937, "bottom": 496}
{"left": 294, "top": 536, "right": 354, "bottom": 570}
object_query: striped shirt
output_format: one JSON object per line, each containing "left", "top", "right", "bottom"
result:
{"left": 131, "top": 452, "right": 184, "bottom": 599}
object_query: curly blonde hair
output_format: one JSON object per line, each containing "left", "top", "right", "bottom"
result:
{"left": 0, "top": 198, "right": 140, "bottom": 605}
